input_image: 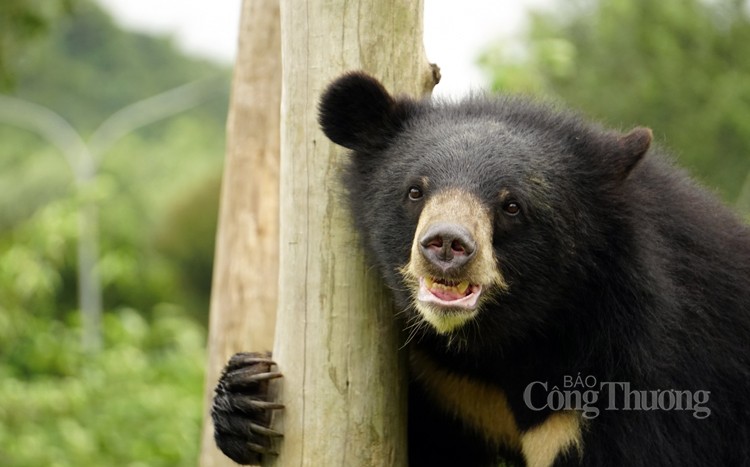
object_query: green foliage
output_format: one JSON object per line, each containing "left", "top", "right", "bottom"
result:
{"left": 13, "top": 0, "right": 228, "bottom": 133}
{"left": 0, "top": 2, "right": 228, "bottom": 465}
{"left": 0, "top": 194, "right": 206, "bottom": 466}
{"left": 0, "top": 126, "right": 74, "bottom": 231}
{"left": 478, "top": 0, "right": 750, "bottom": 208}
{"left": 0, "top": 114, "right": 225, "bottom": 319}
{"left": 155, "top": 175, "right": 222, "bottom": 320}
{"left": 0, "top": 0, "right": 229, "bottom": 315}
{"left": 0, "top": 0, "right": 75, "bottom": 90}
{"left": 0, "top": 307, "right": 205, "bottom": 467}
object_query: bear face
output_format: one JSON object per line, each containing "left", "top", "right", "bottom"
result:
{"left": 319, "top": 72, "right": 652, "bottom": 343}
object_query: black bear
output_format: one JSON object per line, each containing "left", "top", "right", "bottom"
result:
{"left": 212, "top": 72, "right": 750, "bottom": 466}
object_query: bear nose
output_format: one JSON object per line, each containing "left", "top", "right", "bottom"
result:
{"left": 419, "top": 223, "right": 476, "bottom": 272}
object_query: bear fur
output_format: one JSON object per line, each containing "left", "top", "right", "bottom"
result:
{"left": 212, "top": 72, "right": 750, "bottom": 467}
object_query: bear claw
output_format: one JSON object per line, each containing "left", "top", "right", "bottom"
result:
{"left": 212, "top": 352, "right": 283, "bottom": 465}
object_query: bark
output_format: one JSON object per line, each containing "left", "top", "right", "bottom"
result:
{"left": 199, "top": 1, "right": 281, "bottom": 466}
{"left": 268, "top": 1, "right": 439, "bottom": 465}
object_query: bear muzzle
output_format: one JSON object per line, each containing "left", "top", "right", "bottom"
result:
{"left": 401, "top": 189, "right": 508, "bottom": 333}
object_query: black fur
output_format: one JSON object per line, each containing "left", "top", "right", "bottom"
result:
{"left": 318, "top": 71, "right": 417, "bottom": 152}
{"left": 212, "top": 72, "right": 750, "bottom": 466}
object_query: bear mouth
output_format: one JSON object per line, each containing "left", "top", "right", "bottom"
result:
{"left": 417, "top": 276, "right": 483, "bottom": 310}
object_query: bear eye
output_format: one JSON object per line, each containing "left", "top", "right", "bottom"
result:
{"left": 503, "top": 201, "right": 521, "bottom": 216}
{"left": 408, "top": 186, "right": 423, "bottom": 201}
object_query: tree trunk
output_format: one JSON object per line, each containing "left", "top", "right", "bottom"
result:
{"left": 268, "top": 1, "right": 438, "bottom": 465}
{"left": 199, "top": 1, "right": 281, "bottom": 466}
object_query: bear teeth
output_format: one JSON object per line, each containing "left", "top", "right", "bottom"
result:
{"left": 424, "top": 277, "right": 471, "bottom": 295}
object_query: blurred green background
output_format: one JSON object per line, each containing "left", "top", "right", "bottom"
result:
{"left": 0, "top": 0, "right": 748, "bottom": 465}
{"left": 1, "top": 0, "right": 226, "bottom": 465}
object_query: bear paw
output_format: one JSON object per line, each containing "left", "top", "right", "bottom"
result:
{"left": 212, "top": 352, "right": 283, "bottom": 465}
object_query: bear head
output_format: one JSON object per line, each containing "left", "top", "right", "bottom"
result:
{"left": 318, "top": 72, "right": 652, "bottom": 347}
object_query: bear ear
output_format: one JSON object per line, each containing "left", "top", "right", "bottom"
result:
{"left": 318, "top": 72, "right": 412, "bottom": 152}
{"left": 609, "top": 127, "right": 652, "bottom": 180}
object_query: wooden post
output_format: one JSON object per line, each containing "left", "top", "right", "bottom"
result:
{"left": 269, "top": 0, "right": 438, "bottom": 465}
{"left": 199, "top": 1, "right": 281, "bottom": 466}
